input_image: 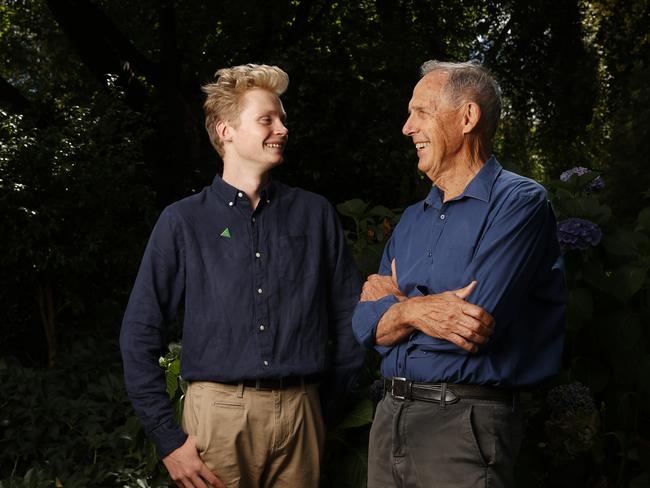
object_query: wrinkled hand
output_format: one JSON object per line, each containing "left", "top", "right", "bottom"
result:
{"left": 162, "top": 436, "right": 225, "bottom": 488}
{"left": 406, "top": 281, "right": 495, "bottom": 353}
{"left": 360, "top": 260, "right": 404, "bottom": 302}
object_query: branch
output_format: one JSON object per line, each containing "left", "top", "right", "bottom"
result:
{"left": 45, "top": 0, "right": 161, "bottom": 86}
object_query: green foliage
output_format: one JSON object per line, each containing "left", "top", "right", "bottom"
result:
{"left": 512, "top": 169, "right": 650, "bottom": 486}
{"left": 0, "top": 339, "right": 171, "bottom": 487}
{"left": 337, "top": 198, "right": 402, "bottom": 278}
{"left": 0, "top": 94, "right": 156, "bottom": 363}
{"left": 158, "top": 343, "right": 186, "bottom": 425}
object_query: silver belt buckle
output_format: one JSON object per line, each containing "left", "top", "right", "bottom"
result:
{"left": 391, "top": 377, "right": 411, "bottom": 400}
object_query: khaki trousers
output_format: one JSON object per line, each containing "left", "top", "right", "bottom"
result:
{"left": 182, "top": 380, "right": 325, "bottom": 488}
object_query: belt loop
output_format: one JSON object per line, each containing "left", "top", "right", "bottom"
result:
{"left": 440, "top": 383, "right": 447, "bottom": 408}
{"left": 237, "top": 381, "right": 244, "bottom": 398}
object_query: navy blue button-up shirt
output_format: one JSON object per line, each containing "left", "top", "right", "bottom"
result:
{"left": 120, "top": 176, "right": 363, "bottom": 457}
{"left": 352, "top": 157, "right": 566, "bottom": 388}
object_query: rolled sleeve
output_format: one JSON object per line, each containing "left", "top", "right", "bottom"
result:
{"left": 352, "top": 295, "right": 398, "bottom": 355}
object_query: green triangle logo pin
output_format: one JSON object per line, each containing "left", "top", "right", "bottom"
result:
{"left": 220, "top": 228, "right": 231, "bottom": 238}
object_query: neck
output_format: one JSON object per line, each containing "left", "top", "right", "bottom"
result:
{"left": 434, "top": 148, "right": 486, "bottom": 202}
{"left": 222, "top": 161, "right": 269, "bottom": 209}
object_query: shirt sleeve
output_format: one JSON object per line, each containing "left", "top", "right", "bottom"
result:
{"left": 119, "top": 207, "right": 188, "bottom": 457}
{"left": 411, "top": 183, "right": 564, "bottom": 355}
{"left": 351, "top": 229, "right": 399, "bottom": 355}
{"left": 319, "top": 201, "right": 365, "bottom": 419}
{"left": 463, "top": 184, "right": 564, "bottom": 329}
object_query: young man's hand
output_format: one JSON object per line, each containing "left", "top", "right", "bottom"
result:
{"left": 162, "top": 436, "right": 226, "bottom": 488}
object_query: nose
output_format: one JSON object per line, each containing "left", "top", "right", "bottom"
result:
{"left": 402, "top": 113, "right": 415, "bottom": 136}
{"left": 275, "top": 121, "right": 288, "bottom": 137}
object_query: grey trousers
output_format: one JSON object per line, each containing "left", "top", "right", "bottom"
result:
{"left": 367, "top": 393, "right": 523, "bottom": 488}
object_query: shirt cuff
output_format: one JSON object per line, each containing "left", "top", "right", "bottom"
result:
{"left": 149, "top": 418, "right": 188, "bottom": 458}
{"left": 352, "top": 295, "right": 399, "bottom": 354}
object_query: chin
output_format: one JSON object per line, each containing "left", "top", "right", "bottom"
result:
{"left": 417, "top": 159, "right": 432, "bottom": 173}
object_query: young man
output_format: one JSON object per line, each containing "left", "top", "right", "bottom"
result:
{"left": 120, "top": 64, "right": 363, "bottom": 488}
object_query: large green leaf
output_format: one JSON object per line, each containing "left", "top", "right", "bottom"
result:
{"left": 337, "top": 397, "right": 374, "bottom": 430}
{"left": 603, "top": 229, "right": 645, "bottom": 257}
{"left": 607, "top": 266, "right": 647, "bottom": 302}
{"left": 336, "top": 199, "right": 368, "bottom": 219}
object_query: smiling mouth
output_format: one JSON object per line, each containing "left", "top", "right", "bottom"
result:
{"left": 415, "top": 142, "right": 430, "bottom": 150}
{"left": 264, "top": 143, "right": 284, "bottom": 149}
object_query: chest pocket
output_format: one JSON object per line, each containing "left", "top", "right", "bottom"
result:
{"left": 277, "top": 235, "right": 318, "bottom": 282}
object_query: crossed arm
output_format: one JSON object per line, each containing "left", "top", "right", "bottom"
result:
{"left": 360, "top": 260, "right": 495, "bottom": 353}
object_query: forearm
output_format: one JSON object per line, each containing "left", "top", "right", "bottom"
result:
{"left": 375, "top": 299, "right": 415, "bottom": 346}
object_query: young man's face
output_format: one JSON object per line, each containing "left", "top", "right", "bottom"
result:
{"left": 223, "top": 88, "right": 288, "bottom": 170}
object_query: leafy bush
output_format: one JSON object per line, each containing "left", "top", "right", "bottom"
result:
{"left": 0, "top": 338, "right": 169, "bottom": 488}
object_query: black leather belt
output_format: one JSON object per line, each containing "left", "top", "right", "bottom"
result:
{"left": 221, "top": 375, "right": 319, "bottom": 391}
{"left": 383, "top": 377, "right": 514, "bottom": 405}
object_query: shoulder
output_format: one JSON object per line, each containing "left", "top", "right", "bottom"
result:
{"left": 160, "top": 186, "right": 212, "bottom": 223}
{"left": 494, "top": 169, "right": 548, "bottom": 206}
{"left": 274, "top": 181, "right": 332, "bottom": 213}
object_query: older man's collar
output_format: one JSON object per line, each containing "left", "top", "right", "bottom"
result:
{"left": 422, "top": 156, "right": 502, "bottom": 210}
{"left": 461, "top": 156, "right": 502, "bottom": 202}
{"left": 424, "top": 186, "right": 444, "bottom": 210}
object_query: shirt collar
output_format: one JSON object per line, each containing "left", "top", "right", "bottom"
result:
{"left": 423, "top": 155, "right": 502, "bottom": 209}
{"left": 462, "top": 155, "right": 502, "bottom": 202}
{"left": 210, "top": 175, "right": 276, "bottom": 207}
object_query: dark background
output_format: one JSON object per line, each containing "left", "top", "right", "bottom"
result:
{"left": 1, "top": 1, "right": 649, "bottom": 486}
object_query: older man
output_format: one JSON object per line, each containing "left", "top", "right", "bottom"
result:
{"left": 353, "top": 61, "right": 566, "bottom": 487}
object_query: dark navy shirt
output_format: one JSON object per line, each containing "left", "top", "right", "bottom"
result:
{"left": 120, "top": 176, "right": 363, "bottom": 457}
{"left": 352, "top": 157, "right": 566, "bottom": 388}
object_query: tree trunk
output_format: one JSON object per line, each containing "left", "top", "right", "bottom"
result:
{"left": 36, "top": 282, "right": 57, "bottom": 367}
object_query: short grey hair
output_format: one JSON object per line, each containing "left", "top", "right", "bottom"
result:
{"left": 420, "top": 60, "right": 501, "bottom": 143}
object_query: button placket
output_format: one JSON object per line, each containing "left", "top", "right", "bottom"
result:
{"left": 252, "top": 210, "right": 272, "bottom": 366}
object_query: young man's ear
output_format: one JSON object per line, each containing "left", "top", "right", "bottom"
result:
{"left": 461, "top": 102, "right": 481, "bottom": 135}
{"left": 216, "top": 121, "right": 232, "bottom": 144}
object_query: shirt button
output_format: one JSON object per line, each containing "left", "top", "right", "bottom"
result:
{"left": 237, "top": 192, "right": 243, "bottom": 197}
{"left": 259, "top": 325, "right": 265, "bottom": 331}
{"left": 252, "top": 217, "right": 256, "bottom": 222}
{"left": 427, "top": 251, "right": 432, "bottom": 257}
{"left": 257, "top": 288, "right": 263, "bottom": 294}
{"left": 255, "top": 252, "right": 261, "bottom": 258}
{"left": 263, "top": 360, "right": 269, "bottom": 366}
{"left": 228, "top": 201, "right": 234, "bottom": 207}
{"left": 266, "top": 199, "right": 270, "bottom": 204}
{"left": 440, "top": 214, "right": 446, "bottom": 220}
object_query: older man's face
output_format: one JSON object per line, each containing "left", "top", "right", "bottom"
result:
{"left": 402, "top": 72, "right": 463, "bottom": 182}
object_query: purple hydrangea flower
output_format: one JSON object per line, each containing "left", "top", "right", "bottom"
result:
{"left": 557, "top": 218, "right": 602, "bottom": 251}
{"left": 560, "top": 166, "right": 605, "bottom": 193}
{"left": 585, "top": 175, "right": 605, "bottom": 193}
{"left": 560, "top": 166, "right": 591, "bottom": 181}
